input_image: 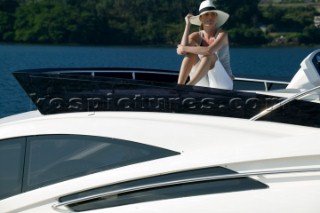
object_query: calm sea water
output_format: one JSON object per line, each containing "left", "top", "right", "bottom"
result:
{"left": 0, "top": 44, "right": 318, "bottom": 118}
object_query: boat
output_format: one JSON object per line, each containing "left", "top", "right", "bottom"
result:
{"left": 0, "top": 49, "right": 320, "bottom": 212}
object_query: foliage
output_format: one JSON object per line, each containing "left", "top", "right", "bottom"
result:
{"left": 0, "top": 11, "right": 15, "bottom": 40}
{"left": 217, "top": 0, "right": 261, "bottom": 28}
{"left": 229, "top": 27, "right": 269, "bottom": 46}
{"left": 260, "top": 4, "right": 318, "bottom": 45}
{"left": 260, "top": 5, "right": 316, "bottom": 32}
{"left": 0, "top": 0, "right": 19, "bottom": 40}
{"left": 0, "top": 0, "right": 319, "bottom": 46}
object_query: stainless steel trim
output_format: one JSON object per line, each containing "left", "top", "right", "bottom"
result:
{"left": 234, "top": 77, "right": 289, "bottom": 85}
{"left": 234, "top": 77, "right": 289, "bottom": 91}
{"left": 250, "top": 85, "right": 320, "bottom": 121}
{"left": 53, "top": 167, "right": 320, "bottom": 210}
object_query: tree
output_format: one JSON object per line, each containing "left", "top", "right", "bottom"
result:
{"left": 216, "top": 0, "right": 266, "bottom": 45}
{"left": 14, "top": 0, "right": 100, "bottom": 43}
{"left": 0, "top": 11, "right": 14, "bottom": 41}
{"left": 0, "top": 0, "right": 318, "bottom": 46}
{"left": 0, "top": 0, "right": 19, "bottom": 41}
{"left": 216, "top": 0, "right": 261, "bottom": 28}
{"left": 0, "top": 0, "right": 19, "bottom": 13}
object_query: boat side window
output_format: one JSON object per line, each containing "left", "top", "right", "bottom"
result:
{"left": 0, "top": 138, "right": 26, "bottom": 200}
{"left": 313, "top": 52, "right": 320, "bottom": 75}
{"left": 24, "top": 135, "right": 178, "bottom": 191}
{"left": 59, "top": 167, "right": 268, "bottom": 211}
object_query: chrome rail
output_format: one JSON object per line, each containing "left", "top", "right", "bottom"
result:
{"left": 234, "top": 77, "right": 289, "bottom": 91}
{"left": 53, "top": 167, "right": 320, "bottom": 210}
{"left": 250, "top": 85, "right": 320, "bottom": 121}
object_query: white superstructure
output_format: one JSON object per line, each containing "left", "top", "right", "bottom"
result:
{"left": 0, "top": 111, "right": 320, "bottom": 213}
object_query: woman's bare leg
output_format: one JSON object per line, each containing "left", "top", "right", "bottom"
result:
{"left": 187, "top": 54, "right": 217, "bottom": 85}
{"left": 177, "top": 53, "right": 199, "bottom": 85}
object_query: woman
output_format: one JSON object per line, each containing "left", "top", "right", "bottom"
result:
{"left": 177, "top": 0, "right": 234, "bottom": 90}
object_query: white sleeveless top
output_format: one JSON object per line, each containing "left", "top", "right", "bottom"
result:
{"left": 199, "top": 30, "right": 233, "bottom": 77}
{"left": 189, "top": 30, "right": 233, "bottom": 90}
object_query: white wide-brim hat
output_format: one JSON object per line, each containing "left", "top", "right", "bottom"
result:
{"left": 190, "top": 0, "right": 229, "bottom": 28}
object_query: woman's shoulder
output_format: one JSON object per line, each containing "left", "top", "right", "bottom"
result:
{"left": 189, "top": 31, "right": 201, "bottom": 44}
{"left": 217, "top": 28, "right": 227, "bottom": 35}
{"left": 216, "top": 29, "right": 228, "bottom": 41}
{"left": 189, "top": 31, "right": 201, "bottom": 38}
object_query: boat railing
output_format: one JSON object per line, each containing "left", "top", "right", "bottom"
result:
{"left": 250, "top": 85, "right": 320, "bottom": 121}
{"left": 234, "top": 77, "right": 289, "bottom": 91}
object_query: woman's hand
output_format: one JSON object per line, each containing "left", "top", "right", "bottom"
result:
{"left": 176, "top": 44, "right": 186, "bottom": 55}
{"left": 185, "top": 13, "right": 193, "bottom": 25}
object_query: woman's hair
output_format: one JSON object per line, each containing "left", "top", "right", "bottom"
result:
{"left": 200, "top": 15, "right": 204, "bottom": 30}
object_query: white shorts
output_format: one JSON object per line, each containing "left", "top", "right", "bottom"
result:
{"left": 190, "top": 58, "right": 233, "bottom": 90}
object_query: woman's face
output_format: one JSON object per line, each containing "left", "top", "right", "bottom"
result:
{"left": 200, "top": 12, "right": 218, "bottom": 26}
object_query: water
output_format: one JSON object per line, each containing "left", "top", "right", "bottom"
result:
{"left": 0, "top": 44, "right": 318, "bottom": 118}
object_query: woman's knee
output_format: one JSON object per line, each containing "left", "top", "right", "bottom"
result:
{"left": 202, "top": 54, "right": 217, "bottom": 61}
{"left": 184, "top": 53, "right": 198, "bottom": 60}
{"left": 201, "top": 55, "right": 217, "bottom": 69}
{"left": 184, "top": 53, "right": 199, "bottom": 64}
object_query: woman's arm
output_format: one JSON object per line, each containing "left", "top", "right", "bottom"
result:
{"left": 178, "top": 31, "right": 228, "bottom": 55}
{"left": 177, "top": 14, "right": 199, "bottom": 55}
{"left": 180, "top": 14, "right": 192, "bottom": 46}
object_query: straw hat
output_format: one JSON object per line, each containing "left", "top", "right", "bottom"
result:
{"left": 190, "top": 0, "right": 229, "bottom": 28}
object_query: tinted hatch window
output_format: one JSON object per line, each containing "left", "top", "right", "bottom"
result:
{"left": 0, "top": 138, "right": 25, "bottom": 200}
{"left": 24, "top": 135, "right": 178, "bottom": 191}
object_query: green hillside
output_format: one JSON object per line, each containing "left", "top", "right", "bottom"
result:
{"left": 0, "top": 0, "right": 319, "bottom": 46}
